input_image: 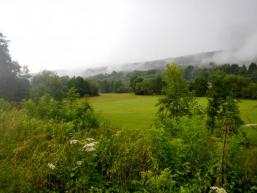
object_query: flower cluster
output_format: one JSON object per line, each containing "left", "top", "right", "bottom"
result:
{"left": 47, "top": 163, "right": 56, "bottom": 170}
{"left": 69, "top": 138, "right": 98, "bottom": 152}
{"left": 82, "top": 140, "right": 98, "bottom": 152}
{"left": 210, "top": 186, "right": 227, "bottom": 193}
{"left": 69, "top": 139, "right": 80, "bottom": 144}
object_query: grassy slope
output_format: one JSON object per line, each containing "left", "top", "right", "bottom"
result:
{"left": 88, "top": 93, "right": 257, "bottom": 129}
{"left": 88, "top": 93, "right": 158, "bottom": 129}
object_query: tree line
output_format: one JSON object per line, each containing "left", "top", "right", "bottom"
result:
{"left": 89, "top": 63, "right": 257, "bottom": 99}
{"left": 89, "top": 69, "right": 163, "bottom": 93}
{"left": 0, "top": 33, "right": 99, "bottom": 101}
{"left": 30, "top": 71, "right": 99, "bottom": 100}
{"left": 187, "top": 64, "right": 257, "bottom": 99}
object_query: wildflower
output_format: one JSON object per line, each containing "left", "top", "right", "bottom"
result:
{"left": 210, "top": 186, "right": 227, "bottom": 193}
{"left": 82, "top": 141, "right": 98, "bottom": 152}
{"left": 85, "top": 138, "right": 95, "bottom": 142}
{"left": 47, "top": 163, "right": 56, "bottom": 170}
{"left": 76, "top": 161, "right": 83, "bottom": 166}
{"left": 69, "top": 139, "right": 80, "bottom": 144}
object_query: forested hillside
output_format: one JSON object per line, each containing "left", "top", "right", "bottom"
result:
{"left": 78, "top": 50, "right": 257, "bottom": 78}
{"left": 88, "top": 63, "right": 257, "bottom": 99}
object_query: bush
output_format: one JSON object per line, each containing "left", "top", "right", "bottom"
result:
{"left": 0, "top": 98, "right": 100, "bottom": 192}
{"left": 23, "top": 95, "right": 99, "bottom": 130}
{"left": 0, "top": 98, "right": 13, "bottom": 110}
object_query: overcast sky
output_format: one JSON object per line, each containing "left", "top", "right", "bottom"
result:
{"left": 0, "top": 0, "right": 257, "bottom": 72}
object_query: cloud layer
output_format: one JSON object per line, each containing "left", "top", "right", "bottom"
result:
{"left": 0, "top": 0, "right": 256, "bottom": 72}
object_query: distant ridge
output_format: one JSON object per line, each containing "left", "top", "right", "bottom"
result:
{"left": 55, "top": 50, "right": 257, "bottom": 77}
{"left": 81, "top": 50, "right": 221, "bottom": 77}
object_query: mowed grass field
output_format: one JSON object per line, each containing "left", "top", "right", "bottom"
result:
{"left": 88, "top": 93, "right": 158, "bottom": 129}
{"left": 88, "top": 93, "right": 257, "bottom": 130}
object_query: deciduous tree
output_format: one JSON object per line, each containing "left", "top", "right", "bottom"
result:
{"left": 0, "top": 33, "right": 30, "bottom": 100}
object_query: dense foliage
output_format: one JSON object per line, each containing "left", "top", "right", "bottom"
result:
{"left": 183, "top": 64, "right": 257, "bottom": 99}
{"left": 30, "top": 71, "right": 99, "bottom": 100}
{"left": 0, "top": 33, "right": 30, "bottom": 100}
{"left": 158, "top": 65, "right": 200, "bottom": 123}
{"left": 89, "top": 69, "right": 163, "bottom": 94}
{"left": 87, "top": 63, "right": 257, "bottom": 99}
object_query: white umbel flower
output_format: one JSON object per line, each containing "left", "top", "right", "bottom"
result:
{"left": 47, "top": 163, "right": 56, "bottom": 170}
{"left": 82, "top": 141, "right": 98, "bottom": 152}
{"left": 210, "top": 186, "right": 227, "bottom": 193}
{"left": 76, "top": 161, "right": 83, "bottom": 166}
{"left": 69, "top": 139, "right": 80, "bottom": 144}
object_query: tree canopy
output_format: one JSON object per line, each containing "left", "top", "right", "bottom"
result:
{"left": 0, "top": 33, "right": 30, "bottom": 100}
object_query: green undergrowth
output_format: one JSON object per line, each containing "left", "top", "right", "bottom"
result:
{"left": 0, "top": 97, "right": 257, "bottom": 192}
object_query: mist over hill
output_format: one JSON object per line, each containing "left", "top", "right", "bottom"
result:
{"left": 55, "top": 49, "right": 257, "bottom": 77}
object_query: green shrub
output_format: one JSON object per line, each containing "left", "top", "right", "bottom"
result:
{"left": 0, "top": 98, "right": 13, "bottom": 110}
{"left": 23, "top": 95, "right": 99, "bottom": 130}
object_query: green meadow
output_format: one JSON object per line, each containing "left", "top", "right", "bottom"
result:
{"left": 88, "top": 93, "right": 158, "bottom": 129}
{"left": 88, "top": 93, "right": 257, "bottom": 129}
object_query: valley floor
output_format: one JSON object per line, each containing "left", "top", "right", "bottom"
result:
{"left": 88, "top": 93, "right": 257, "bottom": 129}
{"left": 88, "top": 93, "right": 257, "bottom": 146}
